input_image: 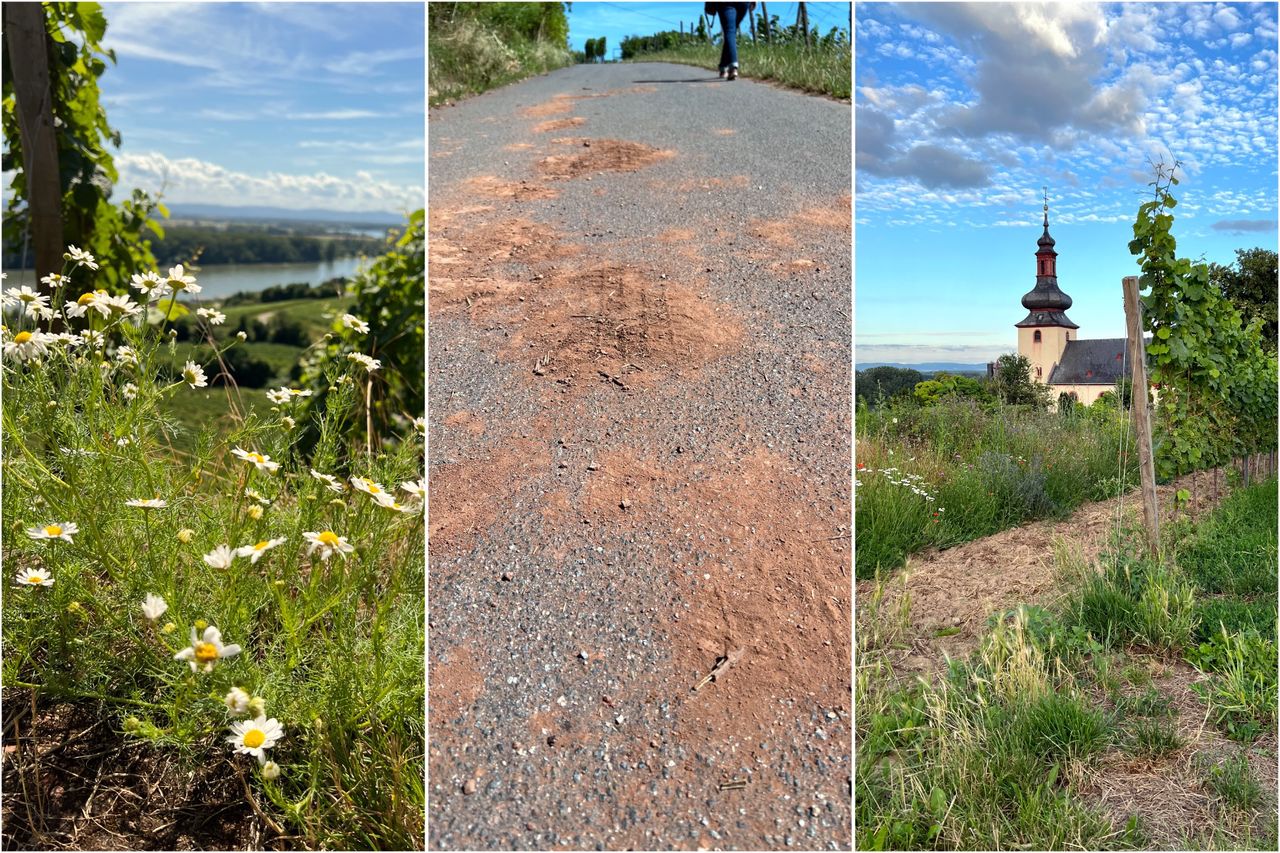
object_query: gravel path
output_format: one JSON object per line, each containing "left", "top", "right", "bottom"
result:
{"left": 428, "top": 63, "right": 851, "bottom": 850}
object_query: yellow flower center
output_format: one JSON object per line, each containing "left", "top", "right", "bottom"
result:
{"left": 14, "top": 331, "right": 33, "bottom": 344}
{"left": 194, "top": 642, "right": 219, "bottom": 664}
{"left": 243, "top": 729, "right": 266, "bottom": 749}
{"left": 249, "top": 453, "right": 264, "bottom": 463}
{"left": 254, "top": 540, "right": 270, "bottom": 551}
{"left": 184, "top": 368, "right": 197, "bottom": 382}
{"left": 27, "top": 574, "right": 43, "bottom": 584}
{"left": 361, "top": 480, "right": 381, "bottom": 494}
{"left": 44, "top": 525, "right": 62, "bottom": 536}
{"left": 317, "top": 531, "right": 341, "bottom": 547}
{"left": 77, "top": 292, "right": 96, "bottom": 306}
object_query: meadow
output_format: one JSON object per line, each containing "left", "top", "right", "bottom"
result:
{"left": 856, "top": 477, "right": 1278, "bottom": 850}
{"left": 855, "top": 397, "right": 1140, "bottom": 579}
{"left": 2, "top": 240, "right": 425, "bottom": 849}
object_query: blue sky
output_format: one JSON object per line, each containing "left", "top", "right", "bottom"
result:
{"left": 94, "top": 2, "right": 423, "bottom": 214}
{"left": 567, "top": 1, "right": 851, "bottom": 57}
{"left": 856, "top": 2, "right": 1278, "bottom": 365}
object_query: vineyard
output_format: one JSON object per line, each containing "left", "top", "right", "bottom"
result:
{"left": 854, "top": 168, "right": 1279, "bottom": 849}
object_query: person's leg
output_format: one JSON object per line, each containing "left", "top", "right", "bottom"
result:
{"left": 722, "top": 4, "right": 739, "bottom": 73}
{"left": 717, "top": 7, "right": 733, "bottom": 73}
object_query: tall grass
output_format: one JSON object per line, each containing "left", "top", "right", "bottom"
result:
{"left": 626, "top": 40, "right": 851, "bottom": 99}
{"left": 855, "top": 398, "right": 1139, "bottom": 578}
{"left": 428, "top": 4, "right": 573, "bottom": 105}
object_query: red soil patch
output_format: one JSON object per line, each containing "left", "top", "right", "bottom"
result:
{"left": 503, "top": 142, "right": 535, "bottom": 152}
{"left": 713, "top": 128, "right": 736, "bottom": 136}
{"left": 460, "top": 175, "right": 560, "bottom": 202}
{"left": 428, "top": 438, "right": 553, "bottom": 557}
{"left": 537, "top": 138, "right": 674, "bottom": 180}
{"left": 496, "top": 263, "right": 742, "bottom": 387}
{"left": 442, "top": 410, "right": 486, "bottom": 437}
{"left": 532, "top": 116, "right": 585, "bottom": 133}
{"left": 428, "top": 642, "right": 486, "bottom": 729}
{"left": 428, "top": 216, "right": 579, "bottom": 312}
{"left": 674, "top": 174, "right": 751, "bottom": 193}
{"left": 520, "top": 97, "right": 575, "bottom": 118}
{"left": 748, "top": 196, "right": 852, "bottom": 251}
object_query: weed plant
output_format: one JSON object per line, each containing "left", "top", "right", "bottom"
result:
{"left": 1, "top": 252, "right": 425, "bottom": 848}
{"left": 1205, "top": 753, "right": 1264, "bottom": 812}
{"left": 623, "top": 40, "right": 851, "bottom": 99}
{"left": 856, "top": 398, "right": 1139, "bottom": 578}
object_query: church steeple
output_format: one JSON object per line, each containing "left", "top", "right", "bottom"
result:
{"left": 1016, "top": 190, "right": 1078, "bottom": 330}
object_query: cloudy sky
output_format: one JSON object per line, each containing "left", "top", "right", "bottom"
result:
{"left": 96, "top": 2, "right": 423, "bottom": 214}
{"left": 856, "top": 2, "right": 1278, "bottom": 365}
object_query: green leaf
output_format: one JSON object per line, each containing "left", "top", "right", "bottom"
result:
{"left": 1157, "top": 327, "right": 1171, "bottom": 340}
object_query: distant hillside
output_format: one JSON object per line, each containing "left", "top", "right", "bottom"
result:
{"left": 857, "top": 361, "right": 989, "bottom": 374}
{"left": 167, "top": 204, "right": 402, "bottom": 227}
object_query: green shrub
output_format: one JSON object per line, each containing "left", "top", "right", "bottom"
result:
{"left": 1188, "top": 628, "right": 1278, "bottom": 742}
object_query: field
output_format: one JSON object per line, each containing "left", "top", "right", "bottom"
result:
{"left": 856, "top": 461, "right": 1278, "bottom": 850}
{"left": 622, "top": 40, "right": 851, "bottom": 99}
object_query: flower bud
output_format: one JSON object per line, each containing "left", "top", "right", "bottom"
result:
{"left": 177, "top": 528, "right": 194, "bottom": 543}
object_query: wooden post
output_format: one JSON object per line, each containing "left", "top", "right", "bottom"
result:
{"left": 760, "top": 1, "right": 770, "bottom": 43}
{"left": 4, "top": 3, "right": 64, "bottom": 286}
{"left": 797, "top": 2, "right": 811, "bottom": 48}
{"left": 1123, "top": 276, "right": 1160, "bottom": 555}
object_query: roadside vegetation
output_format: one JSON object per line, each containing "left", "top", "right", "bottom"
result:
{"left": 620, "top": 9, "right": 851, "bottom": 99}
{"left": 428, "top": 2, "right": 573, "bottom": 106}
{"left": 856, "top": 477, "right": 1278, "bottom": 850}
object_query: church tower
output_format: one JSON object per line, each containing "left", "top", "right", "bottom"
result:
{"left": 1016, "top": 192, "right": 1078, "bottom": 383}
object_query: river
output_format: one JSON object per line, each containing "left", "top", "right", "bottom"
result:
{"left": 3, "top": 255, "right": 368, "bottom": 300}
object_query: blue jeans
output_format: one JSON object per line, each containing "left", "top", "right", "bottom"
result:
{"left": 717, "top": 3, "right": 748, "bottom": 69}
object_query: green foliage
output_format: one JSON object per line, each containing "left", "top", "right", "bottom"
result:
{"left": 913, "top": 372, "right": 988, "bottom": 406}
{"left": 1193, "top": 598, "right": 1277, "bottom": 643}
{"left": 620, "top": 34, "right": 851, "bottom": 99}
{"left": 1205, "top": 753, "right": 1264, "bottom": 811}
{"left": 992, "top": 353, "right": 1053, "bottom": 406}
{"left": 1209, "top": 247, "right": 1278, "bottom": 352}
{"left": 1124, "top": 716, "right": 1182, "bottom": 758}
{"left": 1187, "top": 627, "right": 1277, "bottom": 741}
{"left": 1009, "top": 691, "right": 1111, "bottom": 765}
{"left": 146, "top": 226, "right": 378, "bottom": 267}
{"left": 297, "top": 211, "right": 423, "bottom": 453}
{"left": 428, "top": 2, "right": 572, "bottom": 104}
{"left": 1178, "top": 477, "right": 1278, "bottom": 598}
{"left": 1128, "top": 162, "right": 1278, "bottom": 478}
{"left": 1, "top": 2, "right": 166, "bottom": 292}
{"left": 856, "top": 365, "right": 924, "bottom": 408}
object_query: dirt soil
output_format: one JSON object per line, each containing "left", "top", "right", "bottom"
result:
{"left": 429, "top": 64, "right": 851, "bottom": 849}
{"left": 1, "top": 692, "right": 271, "bottom": 851}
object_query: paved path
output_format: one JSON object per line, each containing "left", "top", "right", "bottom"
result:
{"left": 428, "top": 62, "right": 851, "bottom": 850}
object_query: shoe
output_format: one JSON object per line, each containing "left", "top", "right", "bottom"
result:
{"left": 719, "top": 67, "right": 726, "bottom": 78}
{"left": 728, "top": 67, "right": 738, "bottom": 80}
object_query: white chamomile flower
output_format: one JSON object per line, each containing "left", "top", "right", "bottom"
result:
{"left": 27, "top": 521, "right": 77, "bottom": 543}
{"left": 224, "top": 686, "right": 251, "bottom": 716}
{"left": 116, "top": 345, "right": 140, "bottom": 367}
{"left": 81, "top": 329, "right": 105, "bottom": 348}
{"left": 372, "top": 492, "right": 417, "bottom": 513}
{"left": 346, "top": 352, "right": 381, "bottom": 372}
{"left": 235, "top": 537, "right": 286, "bottom": 564}
{"left": 14, "top": 568, "right": 54, "bottom": 588}
{"left": 400, "top": 479, "right": 426, "bottom": 500}
{"left": 2, "top": 284, "right": 41, "bottom": 308}
{"left": 64, "top": 245, "right": 98, "bottom": 270}
{"left": 125, "top": 497, "right": 168, "bottom": 508}
{"left": 303, "top": 530, "right": 354, "bottom": 561}
{"left": 166, "top": 264, "right": 200, "bottom": 294}
{"left": 64, "top": 298, "right": 89, "bottom": 318}
{"left": 175, "top": 624, "right": 242, "bottom": 673}
{"left": 182, "top": 360, "right": 208, "bottom": 389}
{"left": 414, "top": 416, "right": 426, "bottom": 435}
{"left": 310, "top": 470, "right": 345, "bottom": 493}
{"left": 196, "top": 307, "right": 226, "bottom": 325}
{"left": 4, "top": 329, "right": 52, "bottom": 363}
{"left": 130, "top": 271, "right": 168, "bottom": 300}
{"left": 226, "top": 715, "right": 284, "bottom": 760}
{"left": 244, "top": 488, "right": 272, "bottom": 506}
{"left": 231, "top": 447, "right": 280, "bottom": 474}
{"left": 261, "top": 760, "right": 282, "bottom": 780}
{"left": 122, "top": 382, "right": 139, "bottom": 400}
{"left": 203, "top": 545, "right": 236, "bottom": 569}
{"left": 51, "top": 332, "right": 81, "bottom": 347}
{"left": 266, "top": 386, "right": 312, "bottom": 405}
{"left": 350, "top": 476, "right": 388, "bottom": 498}
{"left": 281, "top": 415, "right": 296, "bottom": 430}
{"left": 141, "top": 593, "right": 168, "bottom": 621}
{"left": 341, "top": 313, "right": 369, "bottom": 334}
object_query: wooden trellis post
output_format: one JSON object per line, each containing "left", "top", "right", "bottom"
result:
{"left": 1123, "top": 276, "right": 1160, "bottom": 555}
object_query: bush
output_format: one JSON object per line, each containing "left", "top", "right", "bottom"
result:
{"left": 1009, "top": 691, "right": 1111, "bottom": 765}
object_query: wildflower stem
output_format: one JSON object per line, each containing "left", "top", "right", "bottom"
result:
{"left": 7, "top": 680, "right": 165, "bottom": 710}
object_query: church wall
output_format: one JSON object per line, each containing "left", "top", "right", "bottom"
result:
{"left": 1017, "top": 325, "right": 1074, "bottom": 384}
{"left": 1051, "top": 383, "right": 1114, "bottom": 406}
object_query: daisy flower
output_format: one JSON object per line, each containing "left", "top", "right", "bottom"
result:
{"left": 266, "top": 386, "right": 311, "bottom": 405}
{"left": 303, "top": 530, "right": 354, "bottom": 561}
{"left": 224, "top": 687, "right": 251, "bottom": 716}
{"left": 165, "top": 264, "right": 200, "bottom": 294}
{"left": 130, "top": 271, "right": 168, "bottom": 300}
{"left": 235, "top": 537, "right": 286, "bottom": 564}
{"left": 350, "top": 476, "right": 388, "bottom": 498}
{"left": 400, "top": 479, "right": 426, "bottom": 500}
{"left": 14, "top": 568, "right": 54, "bottom": 588}
{"left": 141, "top": 593, "right": 168, "bottom": 621}
{"left": 122, "top": 382, "right": 139, "bottom": 400}
{"left": 64, "top": 245, "right": 98, "bottom": 270}
{"left": 372, "top": 492, "right": 417, "bottom": 514}
{"left": 414, "top": 417, "right": 426, "bottom": 435}
{"left": 231, "top": 448, "right": 280, "bottom": 474}
{"left": 116, "top": 345, "right": 140, "bottom": 367}
{"left": 261, "top": 760, "right": 282, "bottom": 780}
{"left": 196, "top": 307, "right": 226, "bottom": 325}
{"left": 125, "top": 498, "right": 168, "bottom": 509}
{"left": 4, "top": 329, "right": 52, "bottom": 363}
{"left": 2, "top": 285, "right": 45, "bottom": 310}
{"left": 226, "top": 715, "right": 284, "bottom": 761}
{"left": 182, "top": 360, "right": 208, "bottom": 389}
{"left": 341, "top": 313, "right": 369, "bottom": 334}
{"left": 346, "top": 352, "right": 381, "bottom": 373}
{"left": 27, "top": 521, "right": 77, "bottom": 543}
{"left": 175, "top": 624, "right": 242, "bottom": 673}
{"left": 94, "top": 292, "right": 143, "bottom": 319}
{"left": 244, "top": 488, "right": 272, "bottom": 506}
{"left": 310, "top": 470, "right": 345, "bottom": 493}
{"left": 203, "top": 545, "right": 236, "bottom": 569}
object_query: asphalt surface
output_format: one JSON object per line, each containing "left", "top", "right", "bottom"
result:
{"left": 428, "top": 62, "right": 851, "bottom": 850}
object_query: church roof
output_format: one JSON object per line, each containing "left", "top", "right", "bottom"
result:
{"left": 1048, "top": 337, "right": 1149, "bottom": 385}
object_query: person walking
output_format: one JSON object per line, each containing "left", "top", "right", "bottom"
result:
{"left": 705, "top": 2, "right": 754, "bottom": 80}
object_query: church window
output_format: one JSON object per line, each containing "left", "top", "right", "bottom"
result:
{"left": 1036, "top": 366, "right": 1042, "bottom": 378}
{"left": 1033, "top": 330, "right": 1042, "bottom": 343}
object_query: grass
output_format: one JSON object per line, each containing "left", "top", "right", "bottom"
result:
{"left": 626, "top": 40, "right": 851, "bottom": 99}
{"left": 3, "top": 266, "right": 424, "bottom": 848}
{"left": 428, "top": 8, "right": 572, "bottom": 106}
{"left": 856, "top": 478, "right": 1278, "bottom": 850}
{"left": 218, "top": 296, "right": 355, "bottom": 340}
{"left": 855, "top": 398, "right": 1140, "bottom": 579}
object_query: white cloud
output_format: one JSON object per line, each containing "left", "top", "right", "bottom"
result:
{"left": 117, "top": 151, "right": 418, "bottom": 213}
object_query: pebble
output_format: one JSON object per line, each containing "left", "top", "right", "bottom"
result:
{"left": 462, "top": 779, "right": 477, "bottom": 795}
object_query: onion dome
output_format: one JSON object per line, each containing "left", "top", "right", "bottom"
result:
{"left": 1015, "top": 195, "right": 1077, "bottom": 329}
